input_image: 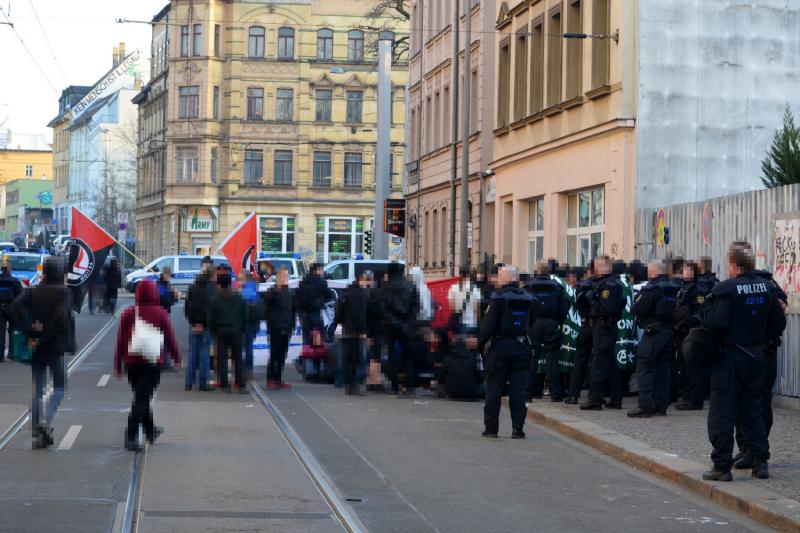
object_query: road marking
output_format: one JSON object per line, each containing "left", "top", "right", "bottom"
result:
{"left": 97, "top": 374, "right": 111, "bottom": 387}
{"left": 57, "top": 425, "right": 82, "bottom": 450}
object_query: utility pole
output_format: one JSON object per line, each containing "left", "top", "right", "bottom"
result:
{"left": 372, "top": 31, "right": 394, "bottom": 260}
{"left": 460, "top": 2, "right": 472, "bottom": 270}
{"left": 414, "top": 0, "right": 423, "bottom": 266}
{"left": 449, "top": 0, "right": 460, "bottom": 277}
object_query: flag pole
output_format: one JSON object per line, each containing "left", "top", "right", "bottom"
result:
{"left": 70, "top": 207, "right": 152, "bottom": 271}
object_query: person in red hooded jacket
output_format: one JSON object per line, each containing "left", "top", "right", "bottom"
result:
{"left": 115, "top": 280, "right": 181, "bottom": 451}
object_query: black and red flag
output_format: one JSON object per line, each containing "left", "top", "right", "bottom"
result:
{"left": 67, "top": 207, "right": 116, "bottom": 312}
{"left": 219, "top": 212, "right": 257, "bottom": 277}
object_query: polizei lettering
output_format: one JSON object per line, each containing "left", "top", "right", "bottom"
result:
{"left": 736, "top": 282, "right": 768, "bottom": 295}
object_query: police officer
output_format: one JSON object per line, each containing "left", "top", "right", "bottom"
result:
{"left": 697, "top": 256, "right": 720, "bottom": 293}
{"left": 732, "top": 267, "right": 788, "bottom": 470}
{"left": 478, "top": 266, "right": 536, "bottom": 439}
{"left": 628, "top": 260, "right": 679, "bottom": 418}
{"left": 0, "top": 257, "right": 22, "bottom": 362}
{"left": 565, "top": 264, "right": 594, "bottom": 404}
{"left": 674, "top": 261, "right": 711, "bottom": 410}
{"left": 703, "top": 243, "right": 786, "bottom": 481}
{"left": 581, "top": 255, "right": 626, "bottom": 411}
{"left": 526, "top": 261, "right": 571, "bottom": 402}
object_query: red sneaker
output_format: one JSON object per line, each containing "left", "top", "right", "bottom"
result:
{"left": 266, "top": 381, "right": 279, "bottom": 391}
{"left": 279, "top": 382, "right": 291, "bottom": 389}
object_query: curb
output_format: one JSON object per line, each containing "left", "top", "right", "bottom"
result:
{"left": 507, "top": 399, "right": 800, "bottom": 532}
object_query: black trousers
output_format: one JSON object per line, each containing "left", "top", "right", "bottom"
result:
{"left": 735, "top": 351, "right": 778, "bottom": 456}
{"left": 216, "top": 332, "right": 244, "bottom": 389}
{"left": 343, "top": 337, "right": 363, "bottom": 389}
{"left": 268, "top": 332, "right": 290, "bottom": 382}
{"left": 484, "top": 338, "right": 528, "bottom": 434}
{"left": 589, "top": 322, "right": 621, "bottom": 405}
{"left": 568, "top": 324, "right": 593, "bottom": 399}
{"left": 126, "top": 362, "right": 161, "bottom": 441}
{"left": 0, "top": 305, "right": 11, "bottom": 359}
{"left": 387, "top": 332, "right": 413, "bottom": 393}
{"left": 636, "top": 329, "right": 673, "bottom": 411}
{"left": 677, "top": 330, "right": 710, "bottom": 406}
{"left": 708, "top": 345, "right": 769, "bottom": 471}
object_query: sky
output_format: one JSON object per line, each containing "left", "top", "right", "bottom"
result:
{"left": 0, "top": 0, "right": 169, "bottom": 142}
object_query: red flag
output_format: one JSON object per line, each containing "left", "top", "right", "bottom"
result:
{"left": 67, "top": 208, "right": 117, "bottom": 312}
{"left": 219, "top": 212, "right": 257, "bottom": 277}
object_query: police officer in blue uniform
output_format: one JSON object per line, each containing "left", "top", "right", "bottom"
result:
{"left": 581, "top": 255, "right": 626, "bottom": 411}
{"left": 674, "top": 261, "right": 713, "bottom": 410}
{"left": 628, "top": 260, "right": 679, "bottom": 418}
{"left": 0, "top": 258, "right": 22, "bottom": 362}
{"left": 478, "top": 266, "right": 537, "bottom": 439}
{"left": 565, "top": 264, "right": 595, "bottom": 404}
{"left": 703, "top": 243, "right": 786, "bottom": 481}
{"left": 526, "top": 261, "right": 571, "bottom": 402}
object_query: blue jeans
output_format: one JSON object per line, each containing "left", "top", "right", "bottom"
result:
{"left": 32, "top": 356, "right": 66, "bottom": 433}
{"left": 186, "top": 329, "right": 211, "bottom": 387}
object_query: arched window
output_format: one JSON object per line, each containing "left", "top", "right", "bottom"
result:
{"left": 248, "top": 26, "right": 265, "bottom": 58}
{"left": 348, "top": 30, "right": 364, "bottom": 62}
{"left": 277, "top": 27, "right": 294, "bottom": 59}
{"left": 317, "top": 28, "right": 333, "bottom": 61}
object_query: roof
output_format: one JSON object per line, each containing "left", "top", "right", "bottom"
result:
{"left": 152, "top": 3, "right": 171, "bottom": 23}
{"left": 69, "top": 93, "right": 116, "bottom": 130}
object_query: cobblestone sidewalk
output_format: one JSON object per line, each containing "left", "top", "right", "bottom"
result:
{"left": 529, "top": 395, "right": 800, "bottom": 502}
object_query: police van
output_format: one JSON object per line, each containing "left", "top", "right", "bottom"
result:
{"left": 125, "top": 255, "right": 230, "bottom": 293}
{"left": 1, "top": 252, "right": 48, "bottom": 286}
{"left": 255, "top": 252, "right": 306, "bottom": 291}
{"left": 323, "top": 258, "right": 404, "bottom": 290}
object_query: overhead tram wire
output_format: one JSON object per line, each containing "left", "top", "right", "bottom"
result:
{"left": 28, "top": 0, "right": 70, "bottom": 85}
{"left": 0, "top": 5, "right": 58, "bottom": 93}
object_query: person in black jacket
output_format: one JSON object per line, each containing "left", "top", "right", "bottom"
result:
{"left": 674, "top": 261, "right": 710, "bottom": 410}
{"left": 264, "top": 268, "right": 296, "bottom": 389}
{"left": 381, "top": 262, "right": 419, "bottom": 396}
{"left": 336, "top": 273, "right": 369, "bottom": 395}
{"left": 565, "top": 263, "right": 594, "bottom": 404}
{"left": 14, "top": 257, "right": 75, "bottom": 448}
{"left": 207, "top": 272, "right": 247, "bottom": 393}
{"left": 104, "top": 257, "right": 122, "bottom": 314}
{"left": 184, "top": 272, "right": 213, "bottom": 391}
{"left": 297, "top": 264, "right": 327, "bottom": 346}
{"left": 0, "top": 257, "right": 23, "bottom": 362}
{"left": 157, "top": 267, "right": 178, "bottom": 315}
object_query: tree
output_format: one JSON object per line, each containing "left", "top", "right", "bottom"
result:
{"left": 365, "top": 0, "right": 410, "bottom": 62}
{"left": 761, "top": 105, "right": 800, "bottom": 188}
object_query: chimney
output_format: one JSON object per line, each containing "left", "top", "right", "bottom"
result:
{"left": 134, "top": 77, "right": 142, "bottom": 91}
{"left": 113, "top": 46, "right": 119, "bottom": 67}
{"left": 118, "top": 42, "right": 126, "bottom": 63}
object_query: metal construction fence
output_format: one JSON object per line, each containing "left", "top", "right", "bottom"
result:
{"left": 635, "top": 184, "right": 800, "bottom": 398}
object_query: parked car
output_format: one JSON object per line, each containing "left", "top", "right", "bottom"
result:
{"left": 0, "top": 252, "right": 47, "bottom": 286}
{"left": 255, "top": 252, "right": 306, "bottom": 291}
{"left": 125, "top": 255, "right": 230, "bottom": 293}
{"left": 323, "top": 259, "right": 405, "bottom": 291}
{"left": 0, "top": 242, "right": 17, "bottom": 252}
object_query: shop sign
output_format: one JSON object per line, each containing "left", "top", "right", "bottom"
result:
{"left": 183, "top": 207, "right": 218, "bottom": 233}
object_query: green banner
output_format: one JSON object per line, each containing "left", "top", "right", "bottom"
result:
{"left": 614, "top": 274, "right": 638, "bottom": 370}
{"left": 536, "top": 276, "right": 580, "bottom": 374}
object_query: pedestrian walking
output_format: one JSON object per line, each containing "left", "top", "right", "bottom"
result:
{"left": 114, "top": 280, "right": 181, "bottom": 451}
{"left": 104, "top": 257, "right": 122, "bottom": 314}
{"left": 15, "top": 257, "right": 75, "bottom": 449}
{"left": 264, "top": 268, "right": 295, "bottom": 389}
{"left": 478, "top": 266, "right": 536, "bottom": 439}
{"left": 381, "top": 262, "right": 419, "bottom": 396}
{"left": 208, "top": 271, "right": 246, "bottom": 393}
{"left": 627, "top": 260, "right": 679, "bottom": 418}
{"left": 703, "top": 243, "right": 786, "bottom": 481}
{"left": 0, "top": 257, "right": 23, "bottom": 362}
{"left": 184, "top": 270, "right": 213, "bottom": 391}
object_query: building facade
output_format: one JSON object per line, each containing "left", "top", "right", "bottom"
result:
{"left": 0, "top": 134, "right": 53, "bottom": 239}
{"left": 134, "top": 0, "right": 409, "bottom": 263}
{"left": 405, "top": 0, "right": 496, "bottom": 275}
{"left": 2, "top": 178, "right": 55, "bottom": 242}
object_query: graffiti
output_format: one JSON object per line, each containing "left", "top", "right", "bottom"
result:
{"left": 298, "top": 246, "right": 314, "bottom": 259}
{"left": 774, "top": 218, "right": 800, "bottom": 312}
{"left": 610, "top": 242, "right": 620, "bottom": 259}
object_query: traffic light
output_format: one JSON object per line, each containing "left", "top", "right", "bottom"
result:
{"left": 364, "top": 230, "right": 373, "bottom": 255}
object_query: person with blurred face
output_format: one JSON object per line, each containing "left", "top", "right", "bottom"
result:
{"left": 264, "top": 269, "right": 295, "bottom": 389}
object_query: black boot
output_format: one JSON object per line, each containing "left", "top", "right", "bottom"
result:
{"left": 563, "top": 396, "right": 578, "bottom": 405}
{"left": 511, "top": 429, "right": 526, "bottom": 439}
{"left": 481, "top": 430, "right": 498, "bottom": 438}
{"left": 702, "top": 468, "right": 732, "bottom": 481}
{"left": 580, "top": 401, "right": 603, "bottom": 411}
{"left": 147, "top": 426, "right": 164, "bottom": 445}
{"left": 752, "top": 459, "right": 769, "bottom": 479}
{"left": 734, "top": 453, "right": 754, "bottom": 470}
{"left": 605, "top": 401, "right": 622, "bottom": 409}
{"left": 674, "top": 399, "right": 703, "bottom": 411}
{"left": 627, "top": 407, "right": 654, "bottom": 418}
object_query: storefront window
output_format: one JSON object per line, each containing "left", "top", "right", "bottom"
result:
{"left": 315, "top": 217, "right": 365, "bottom": 263}
{"left": 259, "top": 215, "right": 295, "bottom": 253}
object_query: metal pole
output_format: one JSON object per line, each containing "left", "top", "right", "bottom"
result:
{"left": 373, "top": 31, "right": 394, "bottom": 260}
{"left": 414, "top": 0, "right": 424, "bottom": 267}
{"left": 460, "top": 2, "right": 472, "bottom": 270}
{"left": 449, "top": 0, "right": 460, "bottom": 276}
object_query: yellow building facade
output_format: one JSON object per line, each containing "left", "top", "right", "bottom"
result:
{"left": 135, "top": 0, "right": 409, "bottom": 263}
{"left": 0, "top": 148, "right": 52, "bottom": 185}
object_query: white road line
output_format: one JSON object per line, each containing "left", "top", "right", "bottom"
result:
{"left": 57, "top": 425, "right": 82, "bottom": 450}
{"left": 97, "top": 374, "right": 111, "bottom": 387}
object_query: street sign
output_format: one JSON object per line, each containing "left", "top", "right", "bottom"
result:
{"left": 384, "top": 199, "right": 406, "bottom": 238}
{"left": 118, "top": 212, "right": 129, "bottom": 224}
{"left": 118, "top": 229, "right": 126, "bottom": 243}
{"left": 119, "top": 223, "right": 127, "bottom": 231}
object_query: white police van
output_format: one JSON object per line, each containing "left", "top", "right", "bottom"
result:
{"left": 323, "top": 258, "right": 404, "bottom": 290}
{"left": 125, "top": 255, "right": 230, "bottom": 293}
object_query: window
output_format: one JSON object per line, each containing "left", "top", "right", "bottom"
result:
{"left": 192, "top": 24, "right": 202, "bottom": 56}
{"left": 432, "top": 210, "right": 439, "bottom": 265}
{"left": 566, "top": 1, "right": 582, "bottom": 98}
{"left": 497, "top": 39, "right": 511, "bottom": 127}
{"left": 343, "top": 153, "right": 363, "bottom": 187}
{"left": 274, "top": 151, "right": 293, "bottom": 185}
{"left": 276, "top": 89, "right": 293, "bottom": 121}
{"left": 312, "top": 151, "right": 332, "bottom": 186}
{"left": 278, "top": 27, "right": 294, "bottom": 59}
{"left": 433, "top": 91, "right": 441, "bottom": 148}
{"left": 210, "top": 147, "right": 218, "bottom": 183}
{"left": 259, "top": 216, "right": 295, "bottom": 253}
{"left": 440, "top": 207, "right": 447, "bottom": 267}
{"left": 514, "top": 30, "right": 528, "bottom": 121}
{"left": 442, "top": 86, "right": 450, "bottom": 145}
{"left": 346, "top": 91, "right": 363, "bottom": 123}
{"left": 592, "top": 0, "right": 610, "bottom": 88}
{"left": 348, "top": 30, "right": 364, "bottom": 62}
{"left": 547, "top": 10, "right": 563, "bottom": 107}
{"left": 315, "top": 89, "right": 332, "bottom": 121}
{"left": 530, "top": 20, "right": 545, "bottom": 114}
{"left": 566, "top": 187, "right": 604, "bottom": 266}
{"left": 426, "top": 96, "right": 432, "bottom": 152}
{"left": 247, "top": 87, "right": 264, "bottom": 120}
{"left": 180, "top": 25, "right": 189, "bottom": 57}
{"left": 6, "top": 189, "right": 19, "bottom": 204}
{"left": 214, "top": 24, "right": 221, "bottom": 57}
{"left": 179, "top": 257, "right": 203, "bottom": 272}
{"left": 178, "top": 86, "right": 199, "bottom": 119}
{"left": 470, "top": 70, "right": 478, "bottom": 133}
{"left": 153, "top": 257, "right": 174, "bottom": 273}
{"left": 176, "top": 148, "right": 198, "bottom": 183}
{"left": 244, "top": 149, "right": 263, "bottom": 184}
{"left": 316, "top": 218, "right": 364, "bottom": 263}
{"left": 24, "top": 165, "right": 33, "bottom": 177}
{"left": 317, "top": 28, "right": 333, "bottom": 61}
{"left": 248, "top": 26, "right": 265, "bottom": 58}
{"left": 213, "top": 86, "right": 220, "bottom": 119}
{"left": 527, "top": 198, "right": 545, "bottom": 272}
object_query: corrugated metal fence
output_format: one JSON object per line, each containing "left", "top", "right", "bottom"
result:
{"left": 635, "top": 184, "right": 800, "bottom": 397}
